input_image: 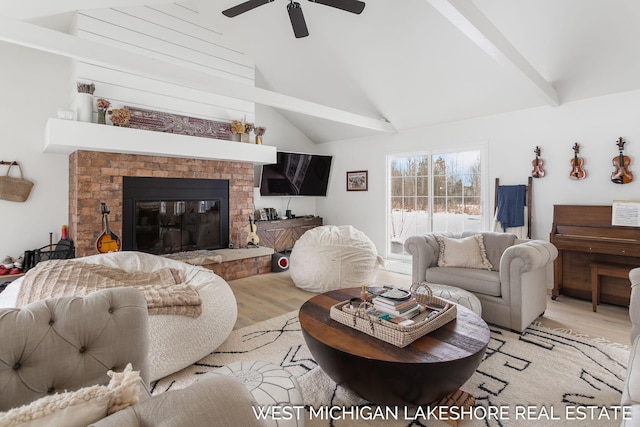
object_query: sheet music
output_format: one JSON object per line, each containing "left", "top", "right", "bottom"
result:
{"left": 612, "top": 200, "right": 640, "bottom": 227}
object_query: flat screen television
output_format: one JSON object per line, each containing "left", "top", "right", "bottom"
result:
{"left": 260, "top": 151, "right": 333, "bottom": 196}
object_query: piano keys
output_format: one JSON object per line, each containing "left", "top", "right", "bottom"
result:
{"left": 550, "top": 205, "right": 640, "bottom": 307}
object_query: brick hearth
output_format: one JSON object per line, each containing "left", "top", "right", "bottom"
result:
{"left": 69, "top": 150, "right": 255, "bottom": 260}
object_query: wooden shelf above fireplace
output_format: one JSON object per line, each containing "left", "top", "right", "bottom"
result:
{"left": 44, "top": 118, "right": 277, "bottom": 164}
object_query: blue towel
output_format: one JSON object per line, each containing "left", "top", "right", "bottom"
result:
{"left": 496, "top": 185, "right": 526, "bottom": 229}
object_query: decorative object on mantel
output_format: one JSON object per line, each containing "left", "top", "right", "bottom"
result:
{"left": 96, "top": 98, "right": 111, "bottom": 125}
{"left": 254, "top": 126, "right": 266, "bottom": 145}
{"left": 108, "top": 108, "right": 131, "bottom": 127}
{"left": 0, "top": 161, "right": 34, "bottom": 203}
{"left": 230, "top": 120, "right": 245, "bottom": 142}
{"left": 56, "top": 108, "right": 75, "bottom": 120}
{"left": 72, "top": 81, "right": 95, "bottom": 123}
{"left": 242, "top": 122, "right": 254, "bottom": 143}
{"left": 76, "top": 82, "right": 95, "bottom": 94}
{"left": 127, "top": 106, "right": 232, "bottom": 140}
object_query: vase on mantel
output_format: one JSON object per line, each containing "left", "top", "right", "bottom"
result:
{"left": 97, "top": 109, "right": 107, "bottom": 125}
{"left": 232, "top": 133, "right": 241, "bottom": 142}
{"left": 240, "top": 133, "right": 250, "bottom": 143}
{"left": 72, "top": 93, "right": 94, "bottom": 123}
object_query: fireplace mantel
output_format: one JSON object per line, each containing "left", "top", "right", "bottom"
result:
{"left": 44, "top": 118, "right": 276, "bottom": 164}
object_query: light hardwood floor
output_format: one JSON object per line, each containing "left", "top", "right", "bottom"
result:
{"left": 228, "top": 269, "right": 632, "bottom": 346}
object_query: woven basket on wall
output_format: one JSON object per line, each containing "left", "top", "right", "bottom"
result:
{"left": 0, "top": 163, "right": 34, "bottom": 202}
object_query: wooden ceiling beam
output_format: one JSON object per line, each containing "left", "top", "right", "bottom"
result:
{"left": 0, "top": 16, "right": 396, "bottom": 133}
{"left": 427, "top": 0, "right": 560, "bottom": 106}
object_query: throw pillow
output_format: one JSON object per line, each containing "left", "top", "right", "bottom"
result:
{"left": 435, "top": 234, "right": 493, "bottom": 270}
{"left": 0, "top": 364, "right": 141, "bottom": 427}
{"left": 478, "top": 232, "right": 516, "bottom": 271}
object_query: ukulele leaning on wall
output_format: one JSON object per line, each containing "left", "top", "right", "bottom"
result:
{"left": 246, "top": 214, "right": 260, "bottom": 248}
{"left": 96, "top": 203, "right": 122, "bottom": 253}
{"left": 569, "top": 142, "right": 586, "bottom": 180}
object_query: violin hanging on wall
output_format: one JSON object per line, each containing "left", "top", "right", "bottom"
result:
{"left": 611, "top": 137, "right": 633, "bottom": 185}
{"left": 569, "top": 142, "right": 586, "bottom": 180}
{"left": 531, "top": 146, "right": 545, "bottom": 178}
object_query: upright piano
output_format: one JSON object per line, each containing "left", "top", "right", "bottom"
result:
{"left": 550, "top": 205, "right": 640, "bottom": 306}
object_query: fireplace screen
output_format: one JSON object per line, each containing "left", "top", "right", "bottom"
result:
{"left": 122, "top": 176, "right": 229, "bottom": 255}
{"left": 135, "top": 199, "right": 221, "bottom": 254}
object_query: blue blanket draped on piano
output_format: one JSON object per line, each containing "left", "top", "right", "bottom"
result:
{"left": 496, "top": 185, "right": 526, "bottom": 229}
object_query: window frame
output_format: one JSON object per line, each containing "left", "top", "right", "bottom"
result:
{"left": 385, "top": 142, "right": 489, "bottom": 259}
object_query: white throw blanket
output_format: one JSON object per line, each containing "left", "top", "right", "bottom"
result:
{"left": 17, "top": 259, "right": 202, "bottom": 318}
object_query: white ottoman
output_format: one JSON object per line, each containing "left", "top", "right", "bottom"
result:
{"left": 213, "top": 360, "right": 304, "bottom": 427}
{"left": 412, "top": 282, "right": 482, "bottom": 315}
{"left": 290, "top": 225, "right": 384, "bottom": 293}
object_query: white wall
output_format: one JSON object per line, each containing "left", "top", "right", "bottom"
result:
{"left": 317, "top": 89, "right": 640, "bottom": 259}
{"left": 0, "top": 42, "right": 71, "bottom": 259}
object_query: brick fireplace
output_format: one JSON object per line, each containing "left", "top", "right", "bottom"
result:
{"left": 69, "top": 150, "right": 255, "bottom": 258}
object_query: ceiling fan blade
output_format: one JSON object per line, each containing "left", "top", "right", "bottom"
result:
{"left": 222, "top": 0, "right": 274, "bottom": 17}
{"left": 287, "top": 2, "right": 309, "bottom": 38}
{"left": 308, "top": 0, "right": 365, "bottom": 14}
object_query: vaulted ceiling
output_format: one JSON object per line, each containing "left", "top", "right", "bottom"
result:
{"left": 3, "top": 0, "right": 640, "bottom": 143}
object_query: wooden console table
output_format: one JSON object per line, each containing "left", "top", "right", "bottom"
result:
{"left": 255, "top": 217, "right": 322, "bottom": 252}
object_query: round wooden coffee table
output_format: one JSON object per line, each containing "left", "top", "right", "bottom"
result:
{"left": 299, "top": 287, "right": 490, "bottom": 406}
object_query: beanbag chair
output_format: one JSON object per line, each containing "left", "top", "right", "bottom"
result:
{"left": 290, "top": 225, "right": 384, "bottom": 293}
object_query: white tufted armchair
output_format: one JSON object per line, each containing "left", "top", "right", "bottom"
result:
{"left": 405, "top": 231, "right": 558, "bottom": 332}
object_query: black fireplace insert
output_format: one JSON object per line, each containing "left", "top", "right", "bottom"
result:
{"left": 122, "top": 177, "right": 229, "bottom": 254}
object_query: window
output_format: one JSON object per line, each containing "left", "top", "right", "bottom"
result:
{"left": 388, "top": 149, "right": 483, "bottom": 257}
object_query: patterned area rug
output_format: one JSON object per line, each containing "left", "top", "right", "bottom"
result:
{"left": 151, "top": 311, "right": 630, "bottom": 426}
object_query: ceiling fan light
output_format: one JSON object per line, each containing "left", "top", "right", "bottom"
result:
{"left": 287, "top": 2, "right": 309, "bottom": 38}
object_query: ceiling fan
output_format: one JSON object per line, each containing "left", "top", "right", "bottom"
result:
{"left": 222, "top": 0, "right": 366, "bottom": 38}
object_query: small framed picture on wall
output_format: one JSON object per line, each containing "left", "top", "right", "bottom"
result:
{"left": 346, "top": 170, "right": 368, "bottom": 191}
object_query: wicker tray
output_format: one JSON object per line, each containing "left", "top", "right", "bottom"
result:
{"left": 329, "top": 292, "right": 457, "bottom": 348}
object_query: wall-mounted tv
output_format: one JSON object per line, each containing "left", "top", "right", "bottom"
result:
{"left": 260, "top": 151, "right": 333, "bottom": 196}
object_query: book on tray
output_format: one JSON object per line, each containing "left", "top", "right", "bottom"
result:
{"left": 372, "top": 296, "right": 417, "bottom": 309}
{"left": 372, "top": 297, "right": 420, "bottom": 317}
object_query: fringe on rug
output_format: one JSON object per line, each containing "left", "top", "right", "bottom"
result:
{"left": 530, "top": 321, "right": 629, "bottom": 350}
